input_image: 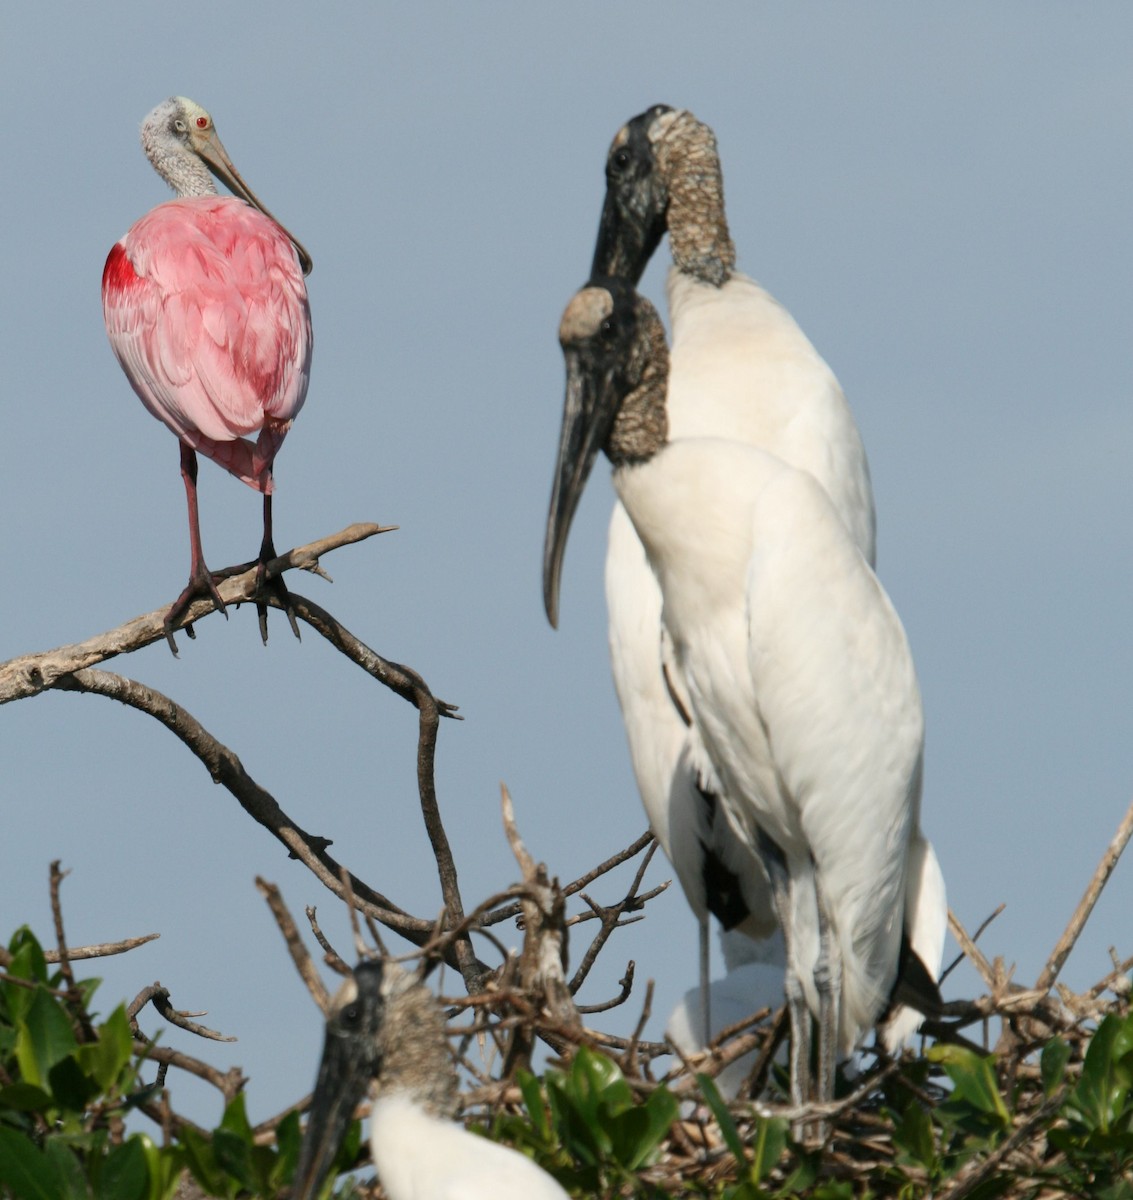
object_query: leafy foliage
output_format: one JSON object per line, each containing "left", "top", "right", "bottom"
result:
{"left": 3, "top": 921, "right": 1133, "bottom": 1198}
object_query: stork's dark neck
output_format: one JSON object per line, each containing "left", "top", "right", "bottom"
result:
{"left": 655, "top": 111, "right": 735, "bottom": 287}
{"left": 607, "top": 309, "right": 669, "bottom": 465}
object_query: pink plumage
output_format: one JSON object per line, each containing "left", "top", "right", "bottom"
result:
{"left": 103, "top": 196, "right": 311, "bottom": 492}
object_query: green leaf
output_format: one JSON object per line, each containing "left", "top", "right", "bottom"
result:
{"left": 696, "top": 1073, "right": 748, "bottom": 1166}
{"left": 605, "top": 1087, "right": 678, "bottom": 1170}
{"left": 15, "top": 987, "right": 80, "bottom": 1090}
{"left": 48, "top": 1055, "right": 100, "bottom": 1113}
{"left": 1041, "top": 1036, "right": 1072, "bottom": 1098}
{"left": 96, "top": 1139, "right": 149, "bottom": 1200}
{"left": 0, "top": 1126, "right": 64, "bottom": 1200}
{"left": 892, "top": 1096, "right": 936, "bottom": 1170}
{"left": 749, "top": 1114, "right": 788, "bottom": 1183}
{"left": 1068, "top": 1013, "right": 1133, "bottom": 1134}
{"left": 928, "top": 1044, "right": 1010, "bottom": 1127}
{"left": 0, "top": 1082, "right": 54, "bottom": 1112}
{"left": 179, "top": 1127, "right": 226, "bottom": 1197}
{"left": 79, "top": 1007, "right": 135, "bottom": 1093}
{"left": 218, "top": 1091, "right": 254, "bottom": 1141}
{"left": 7, "top": 930, "right": 49, "bottom": 984}
{"left": 517, "top": 1070, "right": 551, "bottom": 1142}
{"left": 212, "top": 1128, "right": 255, "bottom": 1193}
{"left": 44, "top": 1139, "right": 91, "bottom": 1199}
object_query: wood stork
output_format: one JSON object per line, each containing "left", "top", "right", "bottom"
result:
{"left": 102, "top": 97, "right": 313, "bottom": 649}
{"left": 544, "top": 279, "right": 941, "bottom": 1131}
{"left": 551, "top": 105, "right": 889, "bottom": 995}
{"left": 291, "top": 960, "right": 570, "bottom": 1200}
{"left": 665, "top": 928, "right": 788, "bottom": 1100}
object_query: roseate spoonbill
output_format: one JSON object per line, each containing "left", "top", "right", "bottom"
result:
{"left": 102, "top": 96, "right": 313, "bottom": 650}
{"left": 545, "top": 279, "right": 942, "bottom": 1138}
{"left": 291, "top": 960, "right": 570, "bottom": 1200}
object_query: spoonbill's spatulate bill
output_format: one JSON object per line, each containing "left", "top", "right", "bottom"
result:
{"left": 546, "top": 278, "right": 942, "bottom": 1139}
{"left": 292, "top": 960, "right": 570, "bottom": 1200}
{"left": 102, "top": 97, "right": 313, "bottom": 650}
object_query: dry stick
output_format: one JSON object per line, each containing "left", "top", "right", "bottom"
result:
{"left": 0, "top": 523, "right": 394, "bottom": 705}
{"left": 49, "top": 668, "right": 486, "bottom": 978}
{"left": 282, "top": 592, "right": 481, "bottom": 992}
{"left": 133, "top": 1041, "right": 247, "bottom": 1101}
{"left": 1036, "top": 793, "right": 1133, "bottom": 993}
{"left": 305, "top": 906, "right": 354, "bottom": 977}
{"left": 128, "top": 984, "right": 234, "bottom": 1041}
{"left": 48, "top": 861, "right": 96, "bottom": 1042}
{"left": 569, "top": 838, "right": 659, "bottom": 994}
{"left": 937, "top": 1088, "right": 1067, "bottom": 1200}
{"left": 41, "top": 933, "right": 160, "bottom": 962}
{"left": 475, "top": 829, "right": 657, "bottom": 929}
{"left": 948, "top": 909, "right": 997, "bottom": 991}
{"left": 939, "top": 903, "right": 1005, "bottom": 985}
{"left": 256, "top": 878, "right": 330, "bottom": 1013}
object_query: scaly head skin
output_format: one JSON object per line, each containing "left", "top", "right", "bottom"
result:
{"left": 590, "top": 106, "right": 734, "bottom": 288}
{"left": 291, "top": 961, "right": 457, "bottom": 1200}
{"left": 543, "top": 280, "right": 669, "bottom": 627}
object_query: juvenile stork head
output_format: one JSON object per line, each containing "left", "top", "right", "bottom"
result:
{"left": 291, "top": 960, "right": 455, "bottom": 1199}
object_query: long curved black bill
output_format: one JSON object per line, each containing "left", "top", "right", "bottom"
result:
{"left": 542, "top": 353, "right": 619, "bottom": 628}
{"left": 590, "top": 186, "right": 661, "bottom": 286}
{"left": 290, "top": 1017, "right": 373, "bottom": 1199}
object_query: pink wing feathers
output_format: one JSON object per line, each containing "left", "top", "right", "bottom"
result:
{"left": 102, "top": 196, "right": 312, "bottom": 493}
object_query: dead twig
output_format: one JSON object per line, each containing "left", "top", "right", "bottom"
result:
{"left": 1036, "top": 793, "right": 1133, "bottom": 993}
{"left": 0, "top": 523, "right": 395, "bottom": 703}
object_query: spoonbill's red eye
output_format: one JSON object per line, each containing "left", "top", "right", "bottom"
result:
{"left": 196, "top": 116, "right": 209, "bottom": 129}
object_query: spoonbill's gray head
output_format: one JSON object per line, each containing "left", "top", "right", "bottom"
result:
{"left": 140, "top": 96, "right": 313, "bottom": 276}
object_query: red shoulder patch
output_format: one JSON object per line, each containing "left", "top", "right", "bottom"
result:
{"left": 102, "top": 242, "right": 140, "bottom": 296}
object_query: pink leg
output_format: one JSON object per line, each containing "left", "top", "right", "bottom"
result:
{"left": 163, "top": 442, "right": 228, "bottom": 652}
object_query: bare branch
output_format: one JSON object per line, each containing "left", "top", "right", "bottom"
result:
{"left": 1036, "top": 793, "right": 1133, "bottom": 992}
{"left": 257, "top": 878, "right": 330, "bottom": 1012}
{"left": 128, "top": 984, "right": 234, "bottom": 1041}
{"left": 41, "top": 933, "right": 160, "bottom": 962}
{"left": 0, "top": 523, "right": 394, "bottom": 703}
{"left": 48, "top": 667, "right": 488, "bottom": 978}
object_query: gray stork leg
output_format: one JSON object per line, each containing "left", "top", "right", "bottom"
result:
{"left": 756, "top": 831, "right": 810, "bottom": 1141}
{"left": 698, "top": 914, "right": 712, "bottom": 1046}
{"left": 810, "top": 874, "right": 841, "bottom": 1143}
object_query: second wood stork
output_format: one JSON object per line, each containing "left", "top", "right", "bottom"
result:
{"left": 102, "top": 97, "right": 313, "bottom": 649}
{"left": 548, "top": 105, "right": 890, "bottom": 1000}
{"left": 291, "top": 960, "right": 570, "bottom": 1200}
{"left": 545, "top": 278, "right": 941, "bottom": 1132}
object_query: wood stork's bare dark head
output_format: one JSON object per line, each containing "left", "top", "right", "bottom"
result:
{"left": 590, "top": 105, "right": 734, "bottom": 288}
{"left": 543, "top": 280, "right": 669, "bottom": 628}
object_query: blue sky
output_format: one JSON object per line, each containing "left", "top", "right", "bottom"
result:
{"left": 3, "top": 4, "right": 1132, "bottom": 1126}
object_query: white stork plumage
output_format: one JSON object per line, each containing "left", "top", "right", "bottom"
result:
{"left": 568, "top": 107, "right": 884, "bottom": 967}
{"left": 544, "top": 278, "right": 942, "bottom": 1133}
{"left": 291, "top": 960, "right": 569, "bottom": 1200}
